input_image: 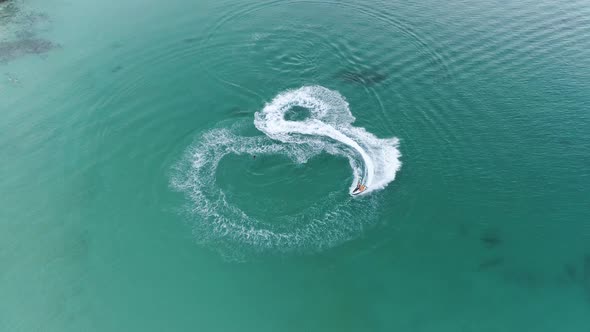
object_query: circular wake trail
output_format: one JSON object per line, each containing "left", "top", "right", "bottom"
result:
{"left": 172, "top": 86, "right": 401, "bottom": 255}
{"left": 254, "top": 86, "right": 400, "bottom": 194}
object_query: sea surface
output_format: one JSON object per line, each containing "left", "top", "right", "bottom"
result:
{"left": 1, "top": 0, "right": 590, "bottom": 331}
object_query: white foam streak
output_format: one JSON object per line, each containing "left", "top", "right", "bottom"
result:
{"left": 254, "top": 86, "right": 400, "bottom": 194}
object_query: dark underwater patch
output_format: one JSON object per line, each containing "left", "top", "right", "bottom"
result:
{"left": 0, "top": 1, "right": 49, "bottom": 29}
{"left": 0, "top": 1, "right": 55, "bottom": 63}
{"left": 564, "top": 263, "right": 577, "bottom": 282}
{"left": 111, "top": 65, "right": 124, "bottom": 73}
{"left": 0, "top": 38, "right": 56, "bottom": 62}
{"left": 0, "top": 1, "right": 18, "bottom": 20}
{"left": 110, "top": 41, "right": 124, "bottom": 49}
{"left": 480, "top": 229, "right": 502, "bottom": 248}
{"left": 183, "top": 37, "right": 199, "bottom": 44}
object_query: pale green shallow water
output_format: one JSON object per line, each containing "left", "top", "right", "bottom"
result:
{"left": 1, "top": 0, "right": 590, "bottom": 331}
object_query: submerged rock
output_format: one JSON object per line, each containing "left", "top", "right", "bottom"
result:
{"left": 4, "top": 72, "right": 19, "bottom": 84}
{"left": 0, "top": 1, "right": 55, "bottom": 63}
{"left": 0, "top": 1, "right": 48, "bottom": 27}
{"left": 0, "top": 38, "right": 56, "bottom": 62}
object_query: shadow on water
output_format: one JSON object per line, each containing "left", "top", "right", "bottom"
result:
{"left": 0, "top": 0, "right": 56, "bottom": 63}
{"left": 336, "top": 68, "right": 388, "bottom": 87}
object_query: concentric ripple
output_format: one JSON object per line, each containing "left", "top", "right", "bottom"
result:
{"left": 171, "top": 86, "right": 401, "bottom": 255}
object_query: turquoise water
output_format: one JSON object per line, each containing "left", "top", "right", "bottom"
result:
{"left": 2, "top": 0, "right": 590, "bottom": 330}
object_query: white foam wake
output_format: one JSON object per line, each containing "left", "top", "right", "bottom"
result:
{"left": 171, "top": 86, "right": 401, "bottom": 256}
{"left": 254, "top": 86, "right": 401, "bottom": 195}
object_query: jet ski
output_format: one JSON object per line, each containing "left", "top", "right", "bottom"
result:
{"left": 352, "top": 182, "right": 367, "bottom": 195}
